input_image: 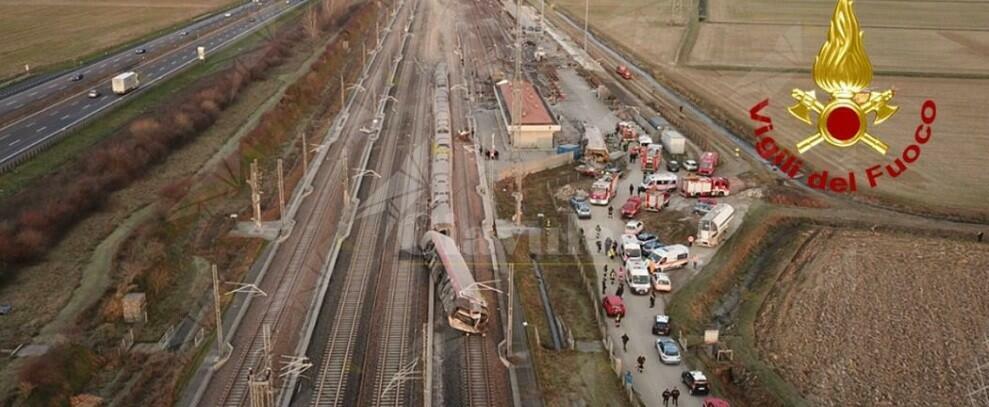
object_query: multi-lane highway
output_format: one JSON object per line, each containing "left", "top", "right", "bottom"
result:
{"left": 0, "top": 0, "right": 309, "bottom": 171}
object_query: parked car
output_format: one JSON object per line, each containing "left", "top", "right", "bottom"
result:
{"left": 656, "top": 337, "right": 681, "bottom": 364}
{"left": 569, "top": 192, "right": 589, "bottom": 209}
{"left": 703, "top": 398, "right": 731, "bottom": 407}
{"left": 653, "top": 314, "right": 671, "bottom": 335}
{"left": 621, "top": 196, "right": 643, "bottom": 218}
{"left": 636, "top": 232, "right": 658, "bottom": 244}
{"left": 70, "top": 73, "right": 83, "bottom": 82}
{"left": 666, "top": 160, "right": 681, "bottom": 172}
{"left": 693, "top": 201, "right": 714, "bottom": 215}
{"left": 0, "top": 304, "right": 11, "bottom": 315}
{"left": 652, "top": 273, "right": 672, "bottom": 293}
{"left": 87, "top": 89, "right": 100, "bottom": 99}
{"left": 575, "top": 164, "right": 599, "bottom": 177}
{"left": 641, "top": 240, "right": 663, "bottom": 253}
{"left": 573, "top": 201, "right": 591, "bottom": 219}
{"left": 682, "top": 371, "right": 711, "bottom": 395}
{"left": 604, "top": 162, "right": 625, "bottom": 179}
{"left": 683, "top": 159, "right": 699, "bottom": 172}
{"left": 135, "top": 48, "right": 147, "bottom": 54}
{"left": 602, "top": 295, "right": 626, "bottom": 317}
{"left": 624, "top": 220, "right": 644, "bottom": 235}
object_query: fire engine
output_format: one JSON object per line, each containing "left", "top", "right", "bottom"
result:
{"left": 640, "top": 144, "right": 662, "bottom": 173}
{"left": 679, "top": 175, "right": 730, "bottom": 198}
{"left": 589, "top": 174, "right": 619, "bottom": 205}
{"left": 643, "top": 188, "right": 671, "bottom": 211}
{"left": 698, "top": 151, "right": 719, "bottom": 176}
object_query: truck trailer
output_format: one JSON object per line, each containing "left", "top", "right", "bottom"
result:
{"left": 111, "top": 72, "right": 140, "bottom": 95}
{"left": 660, "top": 129, "right": 686, "bottom": 155}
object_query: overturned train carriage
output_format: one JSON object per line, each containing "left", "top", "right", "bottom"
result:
{"left": 419, "top": 231, "right": 490, "bottom": 334}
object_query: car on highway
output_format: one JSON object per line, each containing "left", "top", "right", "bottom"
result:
{"left": 87, "top": 89, "right": 100, "bottom": 99}
{"left": 656, "top": 337, "right": 681, "bottom": 364}
{"left": 683, "top": 159, "right": 699, "bottom": 172}
{"left": 135, "top": 48, "right": 147, "bottom": 54}
{"left": 249, "top": 17, "right": 257, "bottom": 22}
{"left": 225, "top": 12, "right": 233, "bottom": 17}
{"left": 70, "top": 73, "right": 83, "bottom": 82}
{"left": 602, "top": 295, "right": 625, "bottom": 317}
{"left": 667, "top": 160, "right": 680, "bottom": 172}
{"left": 636, "top": 232, "right": 658, "bottom": 245}
{"left": 180, "top": 31, "right": 190, "bottom": 36}
{"left": 682, "top": 370, "right": 711, "bottom": 395}
{"left": 652, "top": 272, "right": 672, "bottom": 293}
{"left": 621, "top": 196, "right": 642, "bottom": 218}
{"left": 653, "top": 314, "right": 671, "bottom": 336}
{"left": 624, "top": 220, "right": 643, "bottom": 235}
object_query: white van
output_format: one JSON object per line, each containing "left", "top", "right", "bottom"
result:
{"left": 621, "top": 234, "right": 642, "bottom": 261}
{"left": 625, "top": 258, "right": 651, "bottom": 294}
{"left": 640, "top": 171, "right": 678, "bottom": 192}
{"left": 647, "top": 244, "right": 690, "bottom": 272}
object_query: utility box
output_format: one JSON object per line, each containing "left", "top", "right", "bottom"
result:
{"left": 122, "top": 293, "right": 147, "bottom": 323}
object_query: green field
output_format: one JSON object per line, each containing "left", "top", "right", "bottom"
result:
{"left": 0, "top": 0, "right": 233, "bottom": 81}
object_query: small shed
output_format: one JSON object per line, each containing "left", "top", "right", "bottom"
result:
{"left": 122, "top": 293, "right": 147, "bottom": 323}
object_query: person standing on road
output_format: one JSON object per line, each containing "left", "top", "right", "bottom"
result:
{"left": 636, "top": 355, "right": 645, "bottom": 372}
{"left": 662, "top": 389, "right": 671, "bottom": 406}
{"left": 602, "top": 276, "right": 607, "bottom": 294}
{"left": 608, "top": 206, "right": 614, "bottom": 218}
{"left": 615, "top": 314, "right": 622, "bottom": 327}
{"left": 605, "top": 237, "right": 613, "bottom": 252}
{"left": 595, "top": 225, "right": 601, "bottom": 239}
{"left": 649, "top": 294, "right": 656, "bottom": 308}
{"left": 621, "top": 333, "right": 630, "bottom": 352}
{"left": 596, "top": 240, "right": 602, "bottom": 253}
{"left": 671, "top": 388, "right": 680, "bottom": 406}
{"left": 609, "top": 268, "right": 616, "bottom": 284}
{"left": 629, "top": 184, "right": 635, "bottom": 196}
{"left": 616, "top": 284, "right": 624, "bottom": 298}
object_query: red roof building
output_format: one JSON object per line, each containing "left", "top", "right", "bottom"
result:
{"left": 495, "top": 80, "right": 561, "bottom": 149}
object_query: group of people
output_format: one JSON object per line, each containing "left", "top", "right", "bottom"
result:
{"left": 483, "top": 148, "right": 500, "bottom": 160}
{"left": 661, "top": 388, "right": 681, "bottom": 406}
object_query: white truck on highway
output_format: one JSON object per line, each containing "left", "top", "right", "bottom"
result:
{"left": 112, "top": 72, "right": 140, "bottom": 95}
{"left": 661, "top": 129, "right": 686, "bottom": 155}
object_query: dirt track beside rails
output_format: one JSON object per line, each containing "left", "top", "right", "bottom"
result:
{"left": 756, "top": 228, "right": 989, "bottom": 406}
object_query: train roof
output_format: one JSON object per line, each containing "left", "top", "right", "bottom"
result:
{"left": 420, "top": 231, "right": 479, "bottom": 297}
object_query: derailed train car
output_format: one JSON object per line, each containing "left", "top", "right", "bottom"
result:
{"left": 419, "top": 231, "right": 490, "bottom": 334}
{"left": 430, "top": 63, "right": 454, "bottom": 235}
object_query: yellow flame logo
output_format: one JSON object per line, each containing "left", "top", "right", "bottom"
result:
{"left": 789, "top": 0, "right": 898, "bottom": 155}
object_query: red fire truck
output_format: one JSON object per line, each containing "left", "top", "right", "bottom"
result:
{"left": 616, "top": 121, "right": 639, "bottom": 143}
{"left": 643, "top": 188, "right": 671, "bottom": 212}
{"left": 640, "top": 144, "right": 663, "bottom": 173}
{"left": 679, "top": 175, "right": 730, "bottom": 198}
{"left": 589, "top": 174, "right": 619, "bottom": 205}
{"left": 698, "top": 151, "right": 719, "bottom": 176}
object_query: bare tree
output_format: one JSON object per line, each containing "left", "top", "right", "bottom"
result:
{"left": 304, "top": 7, "right": 322, "bottom": 40}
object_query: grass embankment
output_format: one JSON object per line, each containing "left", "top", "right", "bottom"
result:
{"left": 497, "top": 164, "right": 628, "bottom": 406}
{"left": 0, "top": 0, "right": 237, "bottom": 82}
{"left": 665, "top": 203, "right": 811, "bottom": 405}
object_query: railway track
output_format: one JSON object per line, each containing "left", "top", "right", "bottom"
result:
{"left": 463, "top": 335, "right": 495, "bottom": 406}
{"left": 215, "top": 159, "right": 345, "bottom": 406}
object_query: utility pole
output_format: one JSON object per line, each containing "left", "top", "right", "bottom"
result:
{"left": 583, "top": 0, "right": 589, "bottom": 50}
{"left": 342, "top": 149, "right": 351, "bottom": 203}
{"left": 277, "top": 159, "right": 285, "bottom": 220}
{"left": 507, "top": 263, "right": 515, "bottom": 356}
{"left": 301, "top": 132, "right": 309, "bottom": 174}
{"left": 540, "top": 0, "right": 546, "bottom": 34}
{"left": 512, "top": 0, "right": 525, "bottom": 227}
{"left": 340, "top": 73, "right": 346, "bottom": 106}
{"left": 248, "top": 159, "right": 263, "bottom": 229}
{"left": 211, "top": 265, "right": 225, "bottom": 361}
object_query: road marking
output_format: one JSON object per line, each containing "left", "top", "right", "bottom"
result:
{"left": 35, "top": 126, "right": 47, "bottom": 133}
{"left": 70, "top": 100, "right": 80, "bottom": 107}
{"left": 82, "top": 104, "right": 91, "bottom": 110}
{"left": 25, "top": 122, "right": 35, "bottom": 128}
{"left": 8, "top": 139, "right": 21, "bottom": 146}
{"left": 28, "top": 91, "right": 37, "bottom": 96}
{"left": 60, "top": 114, "right": 70, "bottom": 120}
{"left": 4, "top": 100, "right": 15, "bottom": 107}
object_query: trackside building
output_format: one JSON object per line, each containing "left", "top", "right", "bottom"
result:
{"left": 494, "top": 79, "right": 561, "bottom": 149}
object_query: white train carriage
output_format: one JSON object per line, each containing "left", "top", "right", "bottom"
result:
{"left": 419, "top": 231, "right": 489, "bottom": 334}
{"left": 434, "top": 63, "right": 448, "bottom": 89}
{"left": 430, "top": 201, "right": 455, "bottom": 236}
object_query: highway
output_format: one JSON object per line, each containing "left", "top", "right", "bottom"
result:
{"left": 0, "top": 0, "right": 309, "bottom": 171}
